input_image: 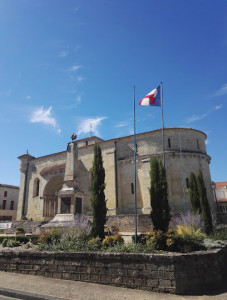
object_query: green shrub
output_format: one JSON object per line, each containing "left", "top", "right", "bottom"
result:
{"left": 131, "top": 234, "right": 147, "bottom": 244}
{"left": 175, "top": 225, "right": 206, "bottom": 241}
{"left": 0, "top": 236, "right": 33, "bottom": 245}
{"left": 209, "top": 227, "right": 227, "bottom": 240}
{"left": 146, "top": 230, "right": 171, "bottom": 251}
{"left": 102, "top": 234, "right": 124, "bottom": 247}
{"left": 37, "top": 230, "right": 91, "bottom": 252}
{"left": 39, "top": 228, "right": 62, "bottom": 245}
{"left": 15, "top": 227, "right": 25, "bottom": 234}
{"left": 2, "top": 238, "right": 21, "bottom": 248}
{"left": 88, "top": 237, "right": 102, "bottom": 250}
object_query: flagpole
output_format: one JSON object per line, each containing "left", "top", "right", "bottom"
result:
{"left": 133, "top": 85, "right": 137, "bottom": 245}
{"left": 161, "top": 82, "right": 165, "bottom": 168}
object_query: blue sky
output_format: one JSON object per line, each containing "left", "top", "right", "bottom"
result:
{"left": 0, "top": 0, "right": 226, "bottom": 186}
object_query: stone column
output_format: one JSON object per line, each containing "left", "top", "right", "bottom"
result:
{"left": 64, "top": 142, "right": 78, "bottom": 182}
{"left": 58, "top": 142, "right": 79, "bottom": 213}
{"left": 17, "top": 153, "right": 35, "bottom": 220}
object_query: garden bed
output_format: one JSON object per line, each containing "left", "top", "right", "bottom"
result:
{"left": 0, "top": 245, "right": 226, "bottom": 294}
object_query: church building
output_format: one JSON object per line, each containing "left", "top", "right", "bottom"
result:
{"left": 16, "top": 128, "right": 215, "bottom": 221}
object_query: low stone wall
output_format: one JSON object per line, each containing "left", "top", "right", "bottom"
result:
{"left": 106, "top": 214, "right": 152, "bottom": 232}
{"left": 0, "top": 246, "right": 226, "bottom": 294}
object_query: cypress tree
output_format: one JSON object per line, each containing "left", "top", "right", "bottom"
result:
{"left": 91, "top": 143, "right": 107, "bottom": 239}
{"left": 150, "top": 158, "right": 170, "bottom": 232}
{"left": 196, "top": 169, "right": 213, "bottom": 234}
{"left": 189, "top": 172, "right": 201, "bottom": 214}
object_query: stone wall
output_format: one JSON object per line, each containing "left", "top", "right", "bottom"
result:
{"left": 106, "top": 214, "right": 152, "bottom": 232}
{"left": 0, "top": 246, "right": 226, "bottom": 295}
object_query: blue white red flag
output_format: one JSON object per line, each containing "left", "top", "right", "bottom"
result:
{"left": 139, "top": 85, "right": 161, "bottom": 107}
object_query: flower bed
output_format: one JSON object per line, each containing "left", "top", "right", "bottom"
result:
{"left": 0, "top": 246, "right": 226, "bottom": 294}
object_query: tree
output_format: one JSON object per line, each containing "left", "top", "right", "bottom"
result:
{"left": 189, "top": 172, "right": 201, "bottom": 214}
{"left": 196, "top": 169, "right": 213, "bottom": 234}
{"left": 150, "top": 157, "right": 170, "bottom": 232}
{"left": 91, "top": 143, "right": 107, "bottom": 239}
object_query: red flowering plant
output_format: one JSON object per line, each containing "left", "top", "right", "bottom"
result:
{"left": 39, "top": 231, "right": 51, "bottom": 244}
{"left": 38, "top": 228, "right": 61, "bottom": 245}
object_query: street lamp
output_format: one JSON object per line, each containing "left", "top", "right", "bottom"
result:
{"left": 211, "top": 181, "right": 220, "bottom": 224}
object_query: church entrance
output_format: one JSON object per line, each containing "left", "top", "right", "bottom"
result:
{"left": 43, "top": 176, "right": 64, "bottom": 219}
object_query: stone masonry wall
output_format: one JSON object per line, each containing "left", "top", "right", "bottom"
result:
{"left": 106, "top": 214, "right": 152, "bottom": 232}
{"left": 0, "top": 246, "right": 226, "bottom": 294}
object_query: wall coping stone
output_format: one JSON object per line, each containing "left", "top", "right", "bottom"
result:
{"left": 0, "top": 245, "right": 226, "bottom": 295}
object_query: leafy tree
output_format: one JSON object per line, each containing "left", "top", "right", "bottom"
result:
{"left": 91, "top": 143, "right": 107, "bottom": 239}
{"left": 196, "top": 169, "right": 213, "bottom": 234}
{"left": 189, "top": 172, "right": 201, "bottom": 214}
{"left": 150, "top": 158, "right": 170, "bottom": 232}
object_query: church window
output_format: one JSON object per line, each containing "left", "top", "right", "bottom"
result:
{"left": 186, "top": 178, "right": 189, "bottom": 188}
{"left": 131, "top": 183, "right": 134, "bottom": 194}
{"left": 168, "top": 138, "right": 171, "bottom": 148}
{"left": 197, "top": 139, "right": 200, "bottom": 149}
{"left": 89, "top": 169, "right": 93, "bottom": 191}
{"left": 33, "top": 178, "right": 40, "bottom": 197}
{"left": 10, "top": 201, "right": 14, "bottom": 210}
{"left": 2, "top": 200, "right": 6, "bottom": 210}
{"left": 4, "top": 191, "right": 7, "bottom": 197}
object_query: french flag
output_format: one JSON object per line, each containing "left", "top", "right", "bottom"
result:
{"left": 139, "top": 85, "right": 161, "bottom": 107}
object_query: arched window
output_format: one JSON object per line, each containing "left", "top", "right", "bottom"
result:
{"left": 89, "top": 168, "right": 93, "bottom": 191}
{"left": 33, "top": 178, "right": 40, "bottom": 197}
{"left": 186, "top": 178, "right": 189, "bottom": 188}
{"left": 197, "top": 139, "right": 200, "bottom": 149}
{"left": 131, "top": 183, "right": 134, "bottom": 195}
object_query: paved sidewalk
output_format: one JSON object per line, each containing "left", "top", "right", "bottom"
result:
{"left": 0, "top": 271, "right": 226, "bottom": 300}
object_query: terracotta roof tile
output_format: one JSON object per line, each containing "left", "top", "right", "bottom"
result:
{"left": 215, "top": 182, "right": 227, "bottom": 187}
{"left": 217, "top": 198, "right": 227, "bottom": 202}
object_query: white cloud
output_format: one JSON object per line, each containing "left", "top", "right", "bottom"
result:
{"left": 77, "top": 76, "right": 85, "bottom": 82}
{"left": 115, "top": 121, "right": 130, "bottom": 128}
{"left": 26, "top": 95, "right": 31, "bottom": 100}
{"left": 128, "top": 127, "right": 134, "bottom": 135}
{"left": 212, "top": 83, "right": 227, "bottom": 97}
{"left": 58, "top": 50, "right": 68, "bottom": 58}
{"left": 30, "top": 106, "right": 60, "bottom": 134}
{"left": 70, "top": 65, "right": 82, "bottom": 72}
{"left": 75, "top": 96, "right": 81, "bottom": 104}
{"left": 185, "top": 113, "right": 208, "bottom": 123}
{"left": 215, "top": 104, "right": 222, "bottom": 110}
{"left": 77, "top": 117, "right": 107, "bottom": 136}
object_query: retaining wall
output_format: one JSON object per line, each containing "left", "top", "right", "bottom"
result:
{"left": 0, "top": 246, "right": 226, "bottom": 294}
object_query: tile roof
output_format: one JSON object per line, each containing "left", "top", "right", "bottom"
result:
{"left": 217, "top": 198, "right": 227, "bottom": 202}
{"left": 215, "top": 182, "right": 227, "bottom": 187}
{"left": 0, "top": 184, "right": 19, "bottom": 189}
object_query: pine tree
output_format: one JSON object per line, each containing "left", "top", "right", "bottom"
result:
{"left": 189, "top": 172, "right": 201, "bottom": 214}
{"left": 196, "top": 169, "right": 213, "bottom": 234}
{"left": 91, "top": 143, "right": 107, "bottom": 239}
{"left": 150, "top": 158, "right": 170, "bottom": 232}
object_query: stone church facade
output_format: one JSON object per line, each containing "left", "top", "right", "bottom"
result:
{"left": 16, "top": 128, "right": 215, "bottom": 221}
